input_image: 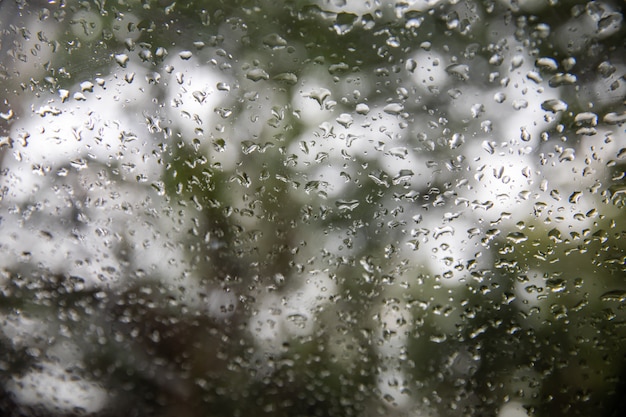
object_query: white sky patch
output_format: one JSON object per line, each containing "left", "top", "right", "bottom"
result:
{"left": 249, "top": 271, "right": 337, "bottom": 356}
{"left": 498, "top": 401, "right": 530, "bottom": 417}
{"left": 8, "top": 362, "right": 108, "bottom": 414}
{"left": 376, "top": 368, "right": 412, "bottom": 409}
{"left": 408, "top": 50, "right": 449, "bottom": 93}
{"left": 163, "top": 56, "right": 224, "bottom": 135}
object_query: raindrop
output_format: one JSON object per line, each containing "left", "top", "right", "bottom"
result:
{"left": 558, "top": 148, "right": 575, "bottom": 162}
{"left": 333, "top": 12, "right": 358, "bottom": 35}
{"left": 273, "top": 72, "right": 298, "bottom": 85}
{"left": 536, "top": 57, "right": 558, "bottom": 71}
{"left": 356, "top": 103, "right": 370, "bottom": 115}
{"left": 494, "top": 92, "right": 506, "bottom": 103}
{"left": 246, "top": 68, "right": 270, "bottom": 82}
{"left": 470, "top": 103, "right": 485, "bottom": 118}
{"left": 604, "top": 112, "right": 626, "bottom": 125}
{"left": 600, "top": 290, "right": 626, "bottom": 302}
{"left": 510, "top": 55, "right": 524, "bottom": 70}
{"left": 568, "top": 191, "right": 582, "bottom": 203}
{"left": 506, "top": 232, "right": 527, "bottom": 244}
{"left": 383, "top": 103, "right": 404, "bottom": 115}
{"left": 262, "top": 33, "right": 288, "bottom": 49}
{"left": 482, "top": 140, "right": 495, "bottom": 154}
{"left": 114, "top": 53, "right": 129, "bottom": 67}
{"left": 541, "top": 99, "right": 567, "bottom": 112}
{"left": 336, "top": 113, "right": 353, "bottom": 128}
{"left": 574, "top": 112, "right": 598, "bottom": 127}
{"left": 597, "top": 12, "right": 623, "bottom": 36}
{"left": 335, "top": 199, "right": 360, "bottom": 211}
{"left": 406, "top": 58, "right": 417, "bottom": 73}
{"left": 446, "top": 64, "right": 470, "bottom": 81}
{"left": 179, "top": 50, "right": 193, "bottom": 60}
{"left": 286, "top": 313, "right": 308, "bottom": 329}
{"left": 548, "top": 73, "right": 577, "bottom": 87}
{"left": 305, "top": 88, "right": 331, "bottom": 109}
{"left": 448, "top": 133, "right": 465, "bottom": 149}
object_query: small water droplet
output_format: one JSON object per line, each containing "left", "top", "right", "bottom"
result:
{"left": 446, "top": 64, "right": 470, "bottom": 81}
{"left": 305, "top": 88, "right": 331, "bottom": 109}
{"left": 383, "top": 103, "right": 404, "bottom": 115}
{"left": 273, "top": 72, "right": 298, "bottom": 85}
{"left": 178, "top": 50, "right": 193, "bottom": 60}
{"left": 506, "top": 232, "right": 527, "bottom": 244}
{"left": 286, "top": 313, "right": 308, "bottom": 329}
{"left": 335, "top": 199, "right": 360, "bottom": 211}
{"left": 406, "top": 58, "right": 417, "bottom": 73}
{"left": 549, "top": 73, "right": 577, "bottom": 87}
{"left": 541, "top": 99, "right": 568, "bottom": 113}
{"left": 574, "top": 112, "right": 598, "bottom": 127}
{"left": 336, "top": 113, "right": 353, "bottom": 128}
{"left": 262, "top": 33, "right": 287, "bottom": 49}
{"left": 600, "top": 290, "right": 626, "bottom": 302}
{"left": 559, "top": 148, "right": 575, "bottom": 162}
{"left": 536, "top": 57, "right": 558, "bottom": 71}
{"left": 604, "top": 112, "right": 626, "bottom": 125}
{"left": 568, "top": 191, "right": 582, "bottom": 203}
{"left": 114, "top": 53, "right": 129, "bottom": 67}
{"left": 356, "top": 103, "right": 370, "bottom": 115}
{"left": 246, "top": 68, "right": 270, "bottom": 82}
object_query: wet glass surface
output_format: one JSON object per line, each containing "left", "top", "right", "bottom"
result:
{"left": 0, "top": 1, "right": 625, "bottom": 416}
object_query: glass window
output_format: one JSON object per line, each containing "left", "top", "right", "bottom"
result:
{"left": 1, "top": 1, "right": 625, "bottom": 416}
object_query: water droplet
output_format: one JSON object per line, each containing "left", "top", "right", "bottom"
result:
{"left": 262, "top": 33, "right": 287, "bottom": 49}
{"left": 114, "top": 53, "right": 129, "bottom": 67}
{"left": 470, "top": 103, "right": 485, "bottom": 118}
{"left": 547, "top": 228, "right": 562, "bottom": 243}
{"left": 574, "top": 112, "right": 598, "bottom": 126}
{"left": 178, "top": 50, "right": 193, "bottom": 60}
{"left": 510, "top": 55, "right": 524, "bottom": 70}
{"left": 286, "top": 313, "right": 308, "bottom": 329}
{"left": 356, "top": 103, "right": 370, "bottom": 115}
{"left": 335, "top": 199, "right": 360, "bottom": 211}
{"left": 393, "top": 169, "right": 414, "bottom": 184}
{"left": 482, "top": 140, "right": 495, "bottom": 154}
{"left": 597, "top": 12, "right": 623, "bottom": 35}
{"left": 383, "top": 103, "right": 404, "bottom": 115}
{"left": 388, "top": 147, "right": 408, "bottom": 159}
{"left": 336, "top": 113, "right": 353, "bottom": 128}
{"left": 549, "top": 73, "right": 577, "bottom": 87}
{"left": 446, "top": 64, "right": 470, "bottom": 81}
{"left": 333, "top": 12, "right": 358, "bottom": 35}
{"left": 541, "top": 99, "right": 568, "bottom": 112}
{"left": 305, "top": 88, "right": 331, "bottom": 109}
{"left": 448, "top": 133, "right": 465, "bottom": 149}
{"left": 604, "top": 112, "right": 626, "bottom": 125}
{"left": 273, "top": 72, "right": 298, "bottom": 85}
{"left": 489, "top": 53, "right": 504, "bottom": 66}
{"left": 246, "top": 68, "right": 270, "bottom": 82}
{"left": 536, "top": 57, "right": 558, "bottom": 71}
{"left": 600, "top": 290, "right": 626, "bottom": 302}
{"left": 559, "top": 148, "right": 575, "bottom": 162}
{"left": 406, "top": 58, "right": 417, "bottom": 73}
{"left": 568, "top": 191, "right": 582, "bottom": 203}
{"left": 328, "top": 62, "right": 349, "bottom": 75}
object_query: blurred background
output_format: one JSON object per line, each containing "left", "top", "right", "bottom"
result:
{"left": 0, "top": 0, "right": 625, "bottom": 416}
